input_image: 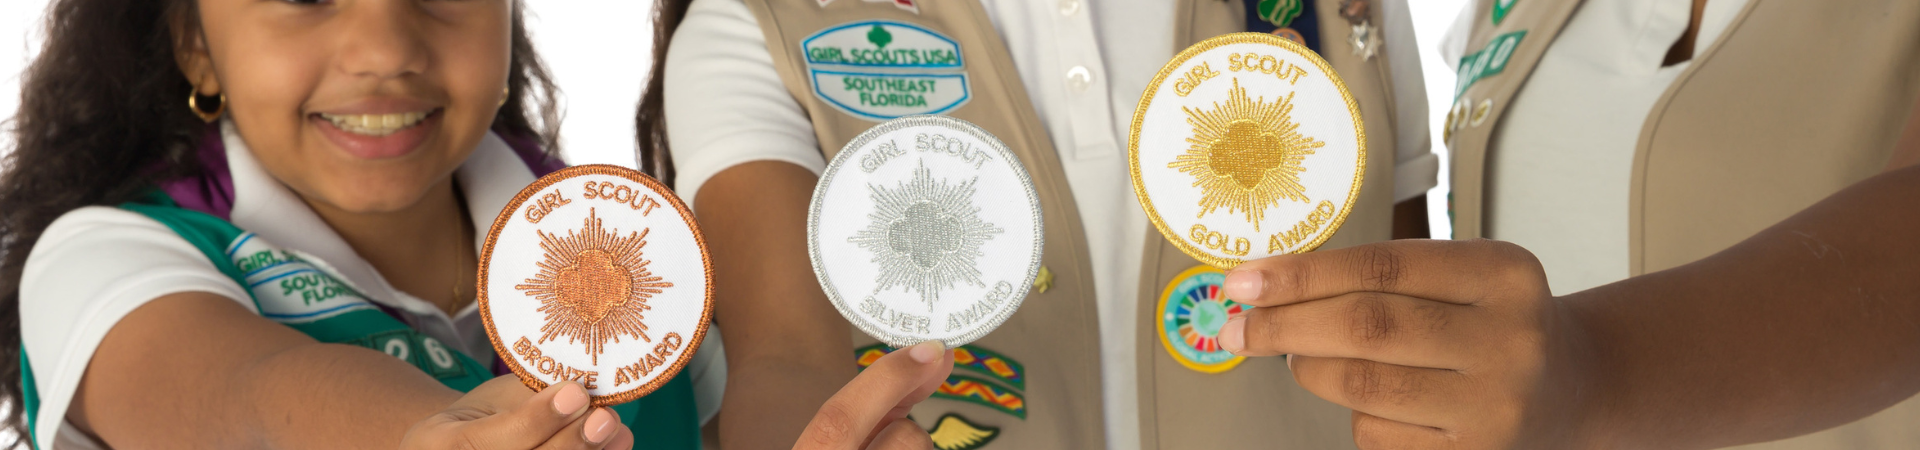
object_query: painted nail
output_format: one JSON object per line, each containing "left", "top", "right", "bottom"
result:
{"left": 584, "top": 408, "right": 618, "bottom": 444}
{"left": 552, "top": 383, "right": 588, "bottom": 415}
{"left": 909, "top": 341, "right": 946, "bottom": 363}
{"left": 1220, "top": 316, "right": 1247, "bottom": 354}
{"left": 1224, "top": 270, "right": 1265, "bottom": 301}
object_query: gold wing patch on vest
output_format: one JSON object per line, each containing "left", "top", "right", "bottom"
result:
{"left": 928, "top": 414, "right": 1000, "bottom": 450}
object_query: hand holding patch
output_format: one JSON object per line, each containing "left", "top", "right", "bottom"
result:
{"left": 809, "top": 116, "right": 1043, "bottom": 347}
{"left": 478, "top": 165, "right": 714, "bottom": 405}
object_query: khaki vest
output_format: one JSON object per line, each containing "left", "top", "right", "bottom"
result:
{"left": 740, "top": 0, "right": 1415, "bottom": 447}
{"left": 1444, "top": 0, "right": 1920, "bottom": 447}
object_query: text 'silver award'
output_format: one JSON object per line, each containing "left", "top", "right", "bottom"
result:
{"left": 479, "top": 165, "right": 714, "bottom": 405}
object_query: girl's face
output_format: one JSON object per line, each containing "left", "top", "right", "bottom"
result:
{"left": 181, "top": 0, "right": 512, "bottom": 213}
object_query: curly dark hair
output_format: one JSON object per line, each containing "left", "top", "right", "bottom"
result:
{"left": 633, "top": 0, "right": 694, "bottom": 185}
{"left": 0, "top": 0, "right": 559, "bottom": 444}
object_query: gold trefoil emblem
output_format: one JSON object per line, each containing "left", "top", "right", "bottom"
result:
{"left": 516, "top": 208, "right": 673, "bottom": 364}
{"left": 1169, "top": 78, "right": 1324, "bottom": 231}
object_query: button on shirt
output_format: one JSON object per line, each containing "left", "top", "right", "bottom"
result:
{"left": 665, "top": 1, "right": 1433, "bottom": 448}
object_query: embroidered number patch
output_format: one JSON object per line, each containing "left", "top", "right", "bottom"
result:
{"left": 803, "top": 21, "right": 971, "bottom": 120}
{"left": 1454, "top": 31, "right": 1527, "bottom": 97}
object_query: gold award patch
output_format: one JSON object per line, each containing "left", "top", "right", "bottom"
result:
{"left": 479, "top": 165, "right": 714, "bottom": 405}
{"left": 1130, "top": 33, "right": 1365, "bottom": 268}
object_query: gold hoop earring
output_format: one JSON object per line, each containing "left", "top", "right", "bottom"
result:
{"left": 189, "top": 89, "right": 225, "bottom": 123}
{"left": 499, "top": 87, "right": 510, "bottom": 108}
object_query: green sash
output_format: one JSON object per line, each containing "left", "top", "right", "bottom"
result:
{"left": 21, "top": 191, "right": 700, "bottom": 448}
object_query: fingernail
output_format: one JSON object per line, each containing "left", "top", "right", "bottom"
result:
{"left": 1219, "top": 316, "right": 1247, "bottom": 354}
{"left": 908, "top": 341, "right": 945, "bottom": 364}
{"left": 1224, "top": 270, "right": 1264, "bottom": 301}
{"left": 584, "top": 408, "right": 618, "bottom": 444}
{"left": 1285, "top": 354, "right": 1294, "bottom": 370}
{"left": 552, "top": 383, "right": 588, "bottom": 415}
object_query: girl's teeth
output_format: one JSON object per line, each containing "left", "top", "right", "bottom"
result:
{"left": 320, "top": 111, "right": 430, "bottom": 136}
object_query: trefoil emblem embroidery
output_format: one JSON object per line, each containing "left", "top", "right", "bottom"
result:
{"left": 515, "top": 208, "right": 672, "bottom": 364}
{"left": 1169, "top": 78, "right": 1325, "bottom": 231}
{"left": 849, "top": 163, "right": 1003, "bottom": 311}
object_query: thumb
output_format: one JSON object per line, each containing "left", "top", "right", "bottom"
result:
{"left": 888, "top": 342, "right": 953, "bottom": 420}
{"left": 454, "top": 379, "right": 596, "bottom": 448}
{"left": 796, "top": 341, "right": 953, "bottom": 450}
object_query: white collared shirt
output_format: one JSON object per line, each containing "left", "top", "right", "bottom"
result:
{"left": 664, "top": 1, "right": 1433, "bottom": 448}
{"left": 1444, "top": 0, "right": 1748, "bottom": 295}
{"left": 19, "top": 122, "right": 724, "bottom": 449}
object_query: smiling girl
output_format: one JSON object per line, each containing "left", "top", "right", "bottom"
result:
{"left": 0, "top": 0, "right": 657, "bottom": 448}
{"left": 0, "top": 0, "right": 955, "bottom": 447}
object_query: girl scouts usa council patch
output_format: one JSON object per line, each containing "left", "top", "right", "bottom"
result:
{"left": 1158, "top": 265, "right": 1247, "bottom": 373}
{"left": 479, "top": 165, "right": 713, "bottom": 405}
{"left": 810, "top": 115, "right": 1042, "bottom": 348}
{"left": 1131, "top": 32, "right": 1365, "bottom": 268}
{"left": 802, "top": 20, "right": 970, "bottom": 121}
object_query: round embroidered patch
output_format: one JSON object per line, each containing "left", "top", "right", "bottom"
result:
{"left": 1157, "top": 265, "right": 1247, "bottom": 373}
{"left": 809, "top": 115, "right": 1043, "bottom": 348}
{"left": 478, "top": 165, "right": 713, "bottom": 405}
{"left": 1131, "top": 32, "right": 1366, "bottom": 268}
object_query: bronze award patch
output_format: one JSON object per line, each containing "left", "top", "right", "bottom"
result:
{"left": 479, "top": 165, "right": 713, "bottom": 405}
{"left": 1130, "top": 32, "right": 1366, "bottom": 268}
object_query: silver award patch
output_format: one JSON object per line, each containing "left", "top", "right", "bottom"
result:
{"left": 809, "top": 115, "right": 1042, "bottom": 348}
{"left": 479, "top": 165, "right": 714, "bottom": 405}
{"left": 1131, "top": 33, "right": 1366, "bottom": 268}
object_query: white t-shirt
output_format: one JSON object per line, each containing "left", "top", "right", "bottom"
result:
{"left": 19, "top": 122, "right": 725, "bottom": 449}
{"left": 1443, "top": 0, "right": 1748, "bottom": 295}
{"left": 663, "top": 1, "right": 1435, "bottom": 448}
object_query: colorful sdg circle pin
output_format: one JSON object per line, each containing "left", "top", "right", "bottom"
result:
{"left": 479, "top": 165, "right": 713, "bottom": 405}
{"left": 1157, "top": 265, "right": 1248, "bottom": 373}
{"left": 809, "top": 115, "right": 1044, "bottom": 348}
{"left": 1131, "top": 32, "right": 1366, "bottom": 269}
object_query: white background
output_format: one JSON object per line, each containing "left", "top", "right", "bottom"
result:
{"left": 0, "top": 0, "right": 1470, "bottom": 441}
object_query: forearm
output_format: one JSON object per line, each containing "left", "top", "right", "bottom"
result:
{"left": 698, "top": 161, "right": 860, "bottom": 449}
{"left": 77, "top": 293, "right": 460, "bottom": 448}
{"left": 711, "top": 302, "right": 859, "bottom": 450}
{"left": 1569, "top": 165, "right": 1920, "bottom": 448}
{"left": 718, "top": 357, "right": 858, "bottom": 448}
{"left": 240, "top": 344, "right": 463, "bottom": 448}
